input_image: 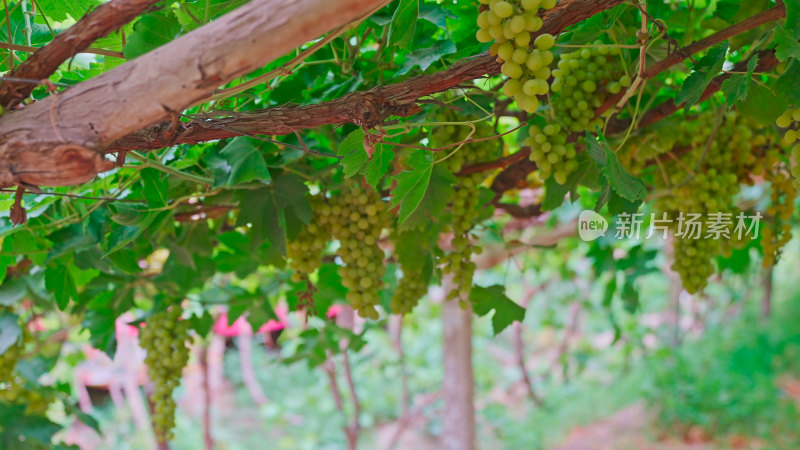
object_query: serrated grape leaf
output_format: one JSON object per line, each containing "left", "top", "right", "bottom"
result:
{"left": 607, "top": 190, "right": 643, "bottom": 215}
{"left": 391, "top": 150, "right": 435, "bottom": 226}
{"left": 338, "top": 129, "right": 369, "bottom": 178}
{"left": 774, "top": 58, "right": 800, "bottom": 105}
{"left": 191, "top": 310, "right": 215, "bottom": 337}
{"left": 208, "top": 137, "right": 271, "bottom": 187}
{"left": 584, "top": 132, "right": 646, "bottom": 203}
{"left": 44, "top": 265, "right": 77, "bottom": 310}
{"left": 774, "top": 25, "right": 800, "bottom": 62}
{"left": 721, "top": 55, "right": 758, "bottom": 105}
{"left": 388, "top": 0, "right": 418, "bottom": 47}
{"left": 175, "top": 0, "right": 251, "bottom": 30}
{"left": 313, "top": 264, "right": 347, "bottom": 317}
{"left": 402, "top": 165, "right": 455, "bottom": 229}
{"left": 541, "top": 153, "right": 595, "bottom": 211}
{"left": 675, "top": 43, "right": 729, "bottom": 109}
{"left": 272, "top": 173, "right": 312, "bottom": 225}
{"left": 123, "top": 11, "right": 183, "bottom": 59}
{"left": 364, "top": 145, "right": 395, "bottom": 188}
{"left": 0, "top": 313, "right": 21, "bottom": 355}
{"left": 36, "top": 0, "right": 100, "bottom": 21}
{"left": 469, "top": 285, "right": 525, "bottom": 335}
{"left": 542, "top": 176, "right": 570, "bottom": 211}
{"left": 418, "top": 2, "right": 453, "bottom": 29}
{"left": 140, "top": 168, "right": 169, "bottom": 207}
{"left": 394, "top": 228, "right": 437, "bottom": 269}
{"left": 738, "top": 81, "right": 789, "bottom": 125}
{"left": 397, "top": 40, "right": 456, "bottom": 75}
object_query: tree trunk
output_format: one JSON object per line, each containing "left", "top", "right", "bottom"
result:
{"left": 442, "top": 297, "right": 475, "bottom": 450}
{"left": 0, "top": 0, "right": 388, "bottom": 189}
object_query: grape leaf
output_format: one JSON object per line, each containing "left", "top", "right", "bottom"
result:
{"left": 402, "top": 165, "right": 455, "bottom": 229}
{"left": 675, "top": 43, "right": 729, "bottom": 109}
{"left": 338, "top": 129, "right": 369, "bottom": 178}
{"left": 237, "top": 189, "right": 284, "bottom": 253}
{"left": 418, "top": 2, "right": 453, "bottom": 29}
{"left": 35, "top": 0, "right": 100, "bottom": 21}
{"left": 390, "top": 150, "right": 434, "bottom": 226}
{"left": 123, "top": 12, "right": 183, "bottom": 59}
{"left": 721, "top": 55, "right": 758, "bottom": 105}
{"left": 140, "top": 168, "right": 169, "bottom": 207}
{"left": 469, "top": 285, "right": 526, "bottom": 335}
{"left": 786, "top": 0, "right": 800, "bottom": 39}
{"left": 0, "top": 278, "right": 25, "bottom": 306}
{"left": 585, "top": 132, "right": 646, "bottom": 203}
{"left": 0, "top": 313, "right": 21, "bottom": 355}
{"left": 773, "top": 25, "right": 800, "bottom": 62}
{"left": 208, "top": 137, "right": 271, "bottom": 187}
{"left": 397, "top": 40, "right": 456, "bottom": 75}
{"left": 44, "top": 264, "right": 78, "bottom": 310}
{"left": 364, "top": 145, "right": 395, "bottom": 188}
{"left": 389, "top": 0, "right": 418, "bottom": 47}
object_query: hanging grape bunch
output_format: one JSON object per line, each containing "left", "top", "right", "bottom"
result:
{"left": 776, "top": 107, "right": 800, "bottom": 193}
{"left": 139, "top": 306, "right": 192, "bottom": 442}
{"left": 287, "top": 196, "right": 332, "bottom": 283}
{"left": 432, "top": 114, "right": 501, "bottom": 300}
{"left": 326, "top": 181, "right": 390, "bottom": 320}
{"left": 475, "top": 0, "right": 558, "bottom": 113}
{"left": 762, "top": 168, "right": 796, "bottom": 268}
{"left": 390, "top": 236, "right": 429, "bottom": 314}
{"left": 526, "top": 43, "right": 630, "bottom": 184}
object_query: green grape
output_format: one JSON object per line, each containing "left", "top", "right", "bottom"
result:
{"left": 432, "top": 112, "right": 500, "bottom": 300}
{"left": 776, "top": 107, "right": 800, "bottom": 194}
{"left": 475, "top": 0, "right": 559, "bottom": 111}
{"left": 139, "top": 306, "right": 191, "bottom": 442}
{"left": 287, "top": 196, "right": 332, "bottom": 283}
{"left": 325, "top": 182, "right": 390, "bottom": 320}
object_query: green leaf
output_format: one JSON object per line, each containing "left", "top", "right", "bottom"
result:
{"left": 397, "top": 40, "right": 456, "bottom": 75}
{"left": 675, "top": 42, "right": 729, "bottom": 109}
{"left": 0, "top": 404, "right": 61, "bottom": 450}
{"left": 774, "top": 25, "right": 800, "bottom": 62}
{"left": 338, "top": 129, "right": 369, "bottom": 178}
{"left": 391, "top": 150, "right": 434, "bottom": 225}
{"left": 774, "top": 61, "right": 800, "bottom": 105}
{"left": 313, "top": 264, "right": 347, "bottom": 317}
{"left": 45, "top": 265, "right": 78, "bottom": 310}
{"left": 388, "top": 0, "right": 418, "bottom": 47}
{"left": 35, "top": 0, "right": 100, "bottom": 21}
{"left": 402, "top": 165, "right": 455, "bottom": 229}
{"left": 721, "top": 55, "right": 758, "bottom": 105}
{"left": 364, "top": 145, "right": 395, "bottom": 188}
{"left": 541, "top": 153, "right": 596, "bottom": 211}
{"left": 469, "top": 285, "right": 526, "bottom": 335}
{"left": 140, "top": 168, "right": 169, "bottom": 207}
{"left": 237, "top": 189, "right": 283, "bottom": 253}
{"left": 585, "top": 133, "right": 646, "bottom": 203}
{"left": 208, "top": 137, "right": 271, "bottom": 187}
{"left": 272, "top": 174, "right": 312, "bottom": 225}
{"left": 0, "top": 278, "right": 26, "bottom": 306}
{"left": 418, "top": 2, "right": 453, "bottom": 29}
{"left": 175, "top": 0, "right": 251, "bottom": 31}
{"left": 123, "top": 12, "right": 183, "bottom": 59}
{"left": 0, "top": 313, "right": 21, "bottom": 355}
{"left": 785, "top": 0, "right": 800, "bottom": 39}
{"left": 607, "top": 190, "right": 643, "bottom": 215}
{"left": 738, "top": 80, "right": 789, "bottom": 125}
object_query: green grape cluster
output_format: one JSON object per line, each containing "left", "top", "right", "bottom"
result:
{"left": 324, "top": 182, "right": 390, "bottom": 320}
{"left": 287, "top": 197, "right": 332, "bottom": 283}
{"left": 525, "top": 44, "right": 630, "bottom": 184}
{"left": 762, "top": 169, "right": 796, "bottom": 268}
{"left": 776, "top": 107, "right": 800, "bottom": 193}
{"left": 390, "top": 265, "right": 428, "bottom": 314}
{"left": 641, "top": 111, "right": 768, "bottom": 292}
{"left": 475, "top": 0, "right": 558, "bottom": 113}
{"left": 139, "top": 307, "right": 191, "bottom": 442}
{"left": 434, "top": 118, "right": 499, "bottom": 300}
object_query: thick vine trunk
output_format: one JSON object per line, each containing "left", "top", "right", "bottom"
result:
{"left": 442, "top": 297, "right": 475, "bottom": 450}
{"left": 0, "top": 0, "right": 388, "bottom": 189}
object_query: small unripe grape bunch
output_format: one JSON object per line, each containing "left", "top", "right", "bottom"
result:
{"left": 390, "top": 265, "right": 428, "bottom": 315}
{"left": 775, "top": 107, "right": 800, "bottom": 193}
{"left": 524, "top": 123, "right": 577, "bottom": 184}
{"left": 139, "top": 306, "right": 192, "bottom": 442}
{"left": 287, "top": 196, "right": 333, "bottom": 283}
{"left": 475, "top": 0, "right": 558, "bottom": 113}
{"left": 326, "top": 182, "right": 391, "bottom": 320}
{"left": 762, "top": 169, "right": 796, "bottom": 267}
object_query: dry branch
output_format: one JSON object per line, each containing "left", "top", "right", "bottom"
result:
{"left": 0, "top": 0, "right": 161, "bottom": 108}
{"left": 0, "top": 0, "right": 390, "bottom": 189}
{"left": 107, "top": 0, "right": 627, "bottom": 152}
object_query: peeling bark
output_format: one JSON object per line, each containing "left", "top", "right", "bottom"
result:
{"left": 0, "top": 0, "right": 389, "bottom": 188}
{"left": 0, "top": 0, "right": 162, "bottom": 108}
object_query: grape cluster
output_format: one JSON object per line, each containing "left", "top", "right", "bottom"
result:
{"left": 433, "top": 117, "right": 499, "bottom": 300}
{"left": 139, "top": 307, "right": 191, "bottom": 442}
{"left": 635, "top": 111, "right": 767, "bottom": 292}
{"left": 762, "top": 169, "right": 796, "bottom": 267}
{"left": 475, "top": 0, "right": 558, "bottom": 113}
{"left": 287, "top": 197, "right": 332, "bottom": 283}
{"left": 390, "top": 265, "right": 428, "bottom": 315}
{"left": 776, "top": 107, "right": 800, "bottom": 193}
{"left": 324, "top": 182, "right": 390, "bottom": 320}
{"left": 525, "top": 44, "right": 629, "bottom": 184}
